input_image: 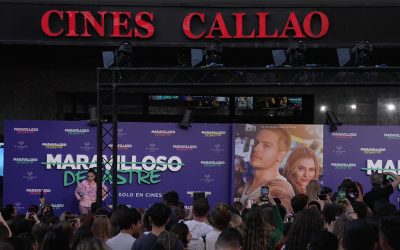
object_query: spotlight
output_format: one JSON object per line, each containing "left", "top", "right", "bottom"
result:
{"left": 204, "top": 39, "right": 223, "bottom": 68}
{"left": 286, "top": 40, "right": 306, "bottom": 67}
{"left": 325, "top": 111, "right": 343, "bottom": 132}
{"left": 350, "top": 104, "right": 357, "bottom": 110}
{"left": 351, "top": 40, "right": 373, "bottom": 67}
{"left": 115, "top": 41, "right": 133, "bottom": 67}
{"left": 386, "top": 103, "right": 396, "bottom": 111}
{"left": 320, "top": 105, "right": 327, "bottom": 112}
{"left": 179, "top": 108, "right": 192, "bottom": 129}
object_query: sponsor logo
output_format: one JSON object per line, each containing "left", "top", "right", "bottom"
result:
{"left": 186, "top": 191, "right": 212, "bottom": 197}
{"left": 360, "top": 147, "right": 386, "bottom": 154}
{"left": 117, "top": 128, "right": 127, "bottom": 138}
{"left": 13, "top": 158, "right": 38, "bottom": 164}
{"left": 26, "top": 188, "right": 51, "bottom": 195}
{"left": 331, "top": 132, "right": 358, "bottom": 139}
{"left": 332, "top": 145, "right": 346, "bottom": 155}
{"left": 42, "top": 142, "right": 67, "bottom": 149}
{"left": 210, "top": 144, "right": 224, "bottom": 153}
{"left": 80, "top": 142, "right": 95, "bottom": 152}
{"left": 107, "top": 144, "right": 133, "bottom": 151}
{"left": 384, "top": 133, "right": 400, "bottom": 140}
{"left": 23, "top": 171, "right": 37, "bottom": 181}
{"left": 330, "top": 162, "right": 357, "bottom": 169}
{"left": 14, "top": 202, "right": 25, "bottom": 211}
{"left": 14, "top": 141, "right": 28, "bottom": 150}
{"left": 200, "top": 160, "right": 226, "bottom": 167}
{"left": 13, "top": 127, "right": 39, "bottom": 134}
{"left": 145, "top": 143, "right": 159, "bottom": 153}
{"left": 201, "top": 130, "right": 226, "bottom": 137}
{"left": 64, "top": 128, "right": 90, "bottom": 135}
{"left": 151, "top": 130, "right": 176, "bottom": 136}
{"left": 51, "top": 204, "right": 65, "bottom": 210}
{"left": 200, "top": 174, "right": 215, "bottom": 184}
{"left": 173, "top": 144, "right": 197, "bottom": 151}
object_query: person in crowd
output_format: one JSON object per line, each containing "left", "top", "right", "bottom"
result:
{"left": 72, "top": 224, "right": 93, "bottom": 250}
{"left": 41, "top": 221, "right": 74, "bottom": 250}
{"left": 240, "top": 128, "right": 295, "bottom": 212}
{"left": 92, "top": 215, "right": 111, "bottom": 243}
{"left": 106, "top": 208, "right": 141, "bottom": 250}
{"left": 259, "top": 195, "right": 284, "bottom": 249}
{"left": 170, "top": 221, "right": 191, "bottom": 250}
{"left": 76, "top": 237, "right": 110, "bottom": 250}
{"left": 215, "top": 228, "right": 243, "bottom": 250}
{"left": 31, "top": 222, "right": 50, "bottom": 250}
{"left": 342, "top": 219, "right": 376, "bottom": 250}
{"left": 379, "top": 215, "right": 400, "bottom": 250}
{"left": 185, "top": 197, "right": 213, "bottom": 250}
{"left": 131, "top": 203, "right": 183, "bottom": 250}
{"left": 232, "top": 201, "right": 243, "bottom": 215}
{"left": 364, "top": 172, "right": 400, "bottom": 214}
{"left": 75, "top": 168, "right": 108, "bottom": 215}
{"left": 205, "top": 203, "right": 231, "bottom": 250}
{"left": 229, "top": 213, "right": 244, "bottom": 237}
{"left": 243, "top": 206, "right": 273, "bottom": 250}
{"left": 332, "top": 215, "right": 352, "bottom": 250}
{"left": 163, "top": 191, "right": 181, "bottom": 230}
{"left": 308, "top": 229, "right": 339, "bottom": 250}
{"left": 110, "top": 205, "right": 130, "bottom": 237}
{"left": 305, "top": 180, "right": 320, "bottom": 202}
{"left": 283, "top": 208, "right": 323, "bottom": 250}
{"left": 290, "top": 194, "right": 309, "bottom": 216}
{"left": 322, "top": 203, "right": 343, "bottom": 231}
{"left": 283, "top": 145, "right": 320, "bottom": 195}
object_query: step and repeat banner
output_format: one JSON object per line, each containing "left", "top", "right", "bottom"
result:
{"left": 4, "top": 120, "right": 231, "bottom": 214}
{"left": 324, "top": 125, "right": 400, "bottom": 206}
{"left": 4, "top": 121, "right": 400, "bottom": 215}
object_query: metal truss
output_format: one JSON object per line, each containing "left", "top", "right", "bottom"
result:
{"left": 95, "top": 66, "right": 400, "bottom": 210}
{"left": 98, "top": 67, "right": 400, "bottom": 87}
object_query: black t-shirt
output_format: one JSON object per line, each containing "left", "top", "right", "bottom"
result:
{"left": 131, "top": 232, "right": 184, "bottom": 250}
{"left": 364, "top": 185, "right": 394, "bottom": 212}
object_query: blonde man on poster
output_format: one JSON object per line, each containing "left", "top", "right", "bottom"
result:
{"left": 240, "top": 128, "right": 295, "bottom": 212}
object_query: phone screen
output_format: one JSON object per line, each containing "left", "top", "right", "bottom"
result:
{"left": 261, "top": 186, "right": 269, "bottom": 197}
{"left": 338, "top": 190, "right": 346, "bottom": 202}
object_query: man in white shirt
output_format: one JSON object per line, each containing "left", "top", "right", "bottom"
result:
{"left": 185, "top": 197, "right": 213, "bottom": 250}
{"left": 106, "top": 207, "right": 141, "bottom": 250}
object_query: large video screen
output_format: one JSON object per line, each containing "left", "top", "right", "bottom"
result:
{"left": 148, "top": 95, "right": 230, "bottom": 115}
{"left": 235, "top": 96, "right": 302, "bottom": 116}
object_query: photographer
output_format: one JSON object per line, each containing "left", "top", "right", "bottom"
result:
{"left": 364, "top": 172, "right": 400, "bottom": 214}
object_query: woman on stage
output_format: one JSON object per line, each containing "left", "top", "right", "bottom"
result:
{"left": 75, "top": 168, "right": 108, "bottom": 214}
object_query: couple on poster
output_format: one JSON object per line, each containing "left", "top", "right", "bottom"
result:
{"left": 234, "top": 124, "right": 323, "bottom": 212}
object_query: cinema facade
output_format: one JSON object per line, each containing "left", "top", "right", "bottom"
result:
{"left": 1, "top": 0, "right": 400, "bottom": 132}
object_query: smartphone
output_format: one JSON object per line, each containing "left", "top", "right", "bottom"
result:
{"left": 40, "top": 190, "right": 44, "bottom": 199}
{"left": 337, "top": 190, "right": 346, "bottom": 202}
{"left": 261, "top": 186, "right": 269, "bottom": 198}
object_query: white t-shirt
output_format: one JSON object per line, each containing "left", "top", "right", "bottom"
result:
{"left": 205, "top": 229, "right": 221, "bottom": 250}
{"left": 185, "top": 220, "right": 213, "bottom": 250}
{"left": 106, "top": 232, "right": 136, "bottom": 250}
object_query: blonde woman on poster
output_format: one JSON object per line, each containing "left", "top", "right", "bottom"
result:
{"left": 239, "top": 127, "right": 295, "bottom": 212}
{"left": 283, "top": 145, "right": 321, "bottom": 195}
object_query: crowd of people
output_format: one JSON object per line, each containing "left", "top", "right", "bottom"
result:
{"left": 0, "top": 169, "right": 399, "bottom": 250}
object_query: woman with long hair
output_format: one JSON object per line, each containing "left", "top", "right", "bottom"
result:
{"left": 306, "top": 180, "right": 321, "bottom": 202}
{"left": 243, "top": 206, "right": 273, "bottom": 250}
{"left": 75, "top": 168, "right": 108, "bottom": 215}
{"left": 92, "top": 215, "right": 111, "bottom": 243}
{"left": 283, "top": 146, "right": 320, "bottom": 195}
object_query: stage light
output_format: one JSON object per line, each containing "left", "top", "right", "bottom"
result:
{"left": 88, "top": 107, "right": 97, "bottom": 127}
{"left": 350, "top": 104, "right": 357, "bottom": 110}
{"left": 325, "top": 111, "right": 343, "bottom": 132}
{"left": 386, "top": 103, "right": 396, "bottom": 111}
{"left": 115, "top": 41, "right": 133, "bottom": 67}
{"left": 204, "top": 39, "right": 223, "bottom": 67}
{"left": 286, "top": 40, "right": 306, "bottom": 67}
{"left": 179, "top": 108, "right": 192, "bottom": 129}
{"left": 351, "top": 40, "right": 373, "bottom": 67}
{"left": 320, "top": 105, "right": 327, "bottom": 112}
